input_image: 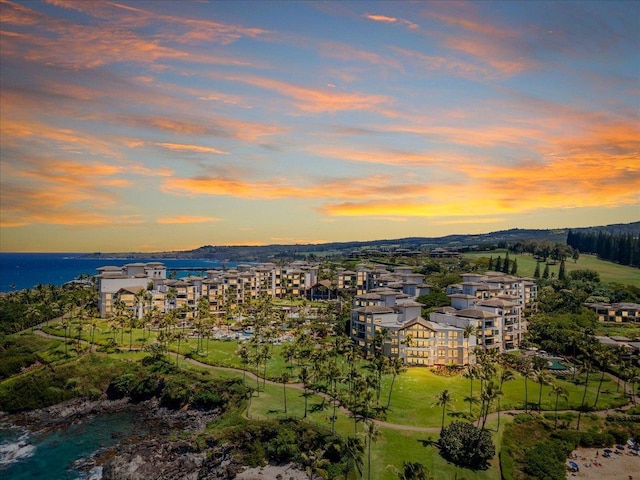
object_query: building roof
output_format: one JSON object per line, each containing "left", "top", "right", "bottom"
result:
{"left": 356, "top": 305, "right": 395, "bottom": 314}
{"left": 477, "top": 298, "right": 518, "bottom": 307}
{"left": 456, "top": 309, "right": 500, "bottom": 319}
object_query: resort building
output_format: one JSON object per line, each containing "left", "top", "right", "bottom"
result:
{"left": 584, "top": 302, "right": 640, "bottom": 323}
{"left": 96, "top": 262, "right": 166, "bottom": 317}
{"left": 349, "top": 271, "right": 536, "bottom": 365}
{"left": 96, "top": 262, "right": 536, "bottom": 366}
{"left": 349, "top": 289, "right": 468, "bottom": 366}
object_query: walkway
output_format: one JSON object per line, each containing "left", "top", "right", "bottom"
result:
{"left": 31, "top": 330, "right": 637, "bottom": 434}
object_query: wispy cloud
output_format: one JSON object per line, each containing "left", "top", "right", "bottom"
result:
{"left": 157, "top": 215, "right": 222, "bottom": 224}
{"left": 225, "top": 74, "right": 393, "bottom": 115}
{"left": 364, "top": 12, "right": 418, "bottom": 29}
{"left": 154, "top": 142, "right": 229, "bottom": 155}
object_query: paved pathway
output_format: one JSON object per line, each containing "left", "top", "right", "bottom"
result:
{"left": 31, "top": 330, "right": 637, "bottom": 434}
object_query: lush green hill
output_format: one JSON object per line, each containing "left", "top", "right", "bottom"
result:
{"left": 464, "top": 251, "right": 640, "bottom": 286}
{"left": 86, "top": 222, "right": 639, "bottom": 262}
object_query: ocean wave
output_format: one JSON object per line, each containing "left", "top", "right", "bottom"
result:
{"left": 0, "top": 430, "right": 36, "bottom": 467}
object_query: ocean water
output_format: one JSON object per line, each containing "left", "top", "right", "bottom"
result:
{"left": 0, "top": 411, "right": 146, "bottom": 479}
{"left": 0, "top": 253, "right": 236, "bottom": 293}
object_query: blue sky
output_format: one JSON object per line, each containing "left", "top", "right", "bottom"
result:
{"left": 0, "top": 0, "right": 638, "bottom": 252}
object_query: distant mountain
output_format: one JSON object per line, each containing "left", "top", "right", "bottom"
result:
{"left": 86, "top": 221, "right": 639, "bottom": 263}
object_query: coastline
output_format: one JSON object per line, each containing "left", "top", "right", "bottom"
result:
{"left": 1, "top": 397, "right": 309, "bottom": 480}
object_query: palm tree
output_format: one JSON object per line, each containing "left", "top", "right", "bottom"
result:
{"left": 478, "top": 380, "right": 500, "bottom": 432}
{"left": 362, "top": 421, "right": 380, "bottom": 480}
{"left": 258, "top": 343, "right": 271, "bottom": 389}
{"left": 628, "top": 368, "right": 640, "bottom": 405}
{"left": 535, "top": 370, "right": 552, "bottom": 412}
{"left": 237, "top": 345, "right": 250, "bottom": 385}
{"left": 549, "top": 384, "right": 568, "bottom": 429}
{"left": 196, "top": 296, "right": 210, "bottom": 353}
{"left": 519, "top": 358, "right": 534, "bottom": 412}
{"left": 593, "top": 347, "right": 613, "bottom": 409}
{"left": 89, "top": 318, "right": 98, "bottom": 352}
{"left": 343, "top": 436, "right": 364, "bottom": 480}
{"left": 497, "top": 369, "right": 515, "bottom": 429}
{"left": 576, "top": 352, "right": 593, "bottom": 430}
{"left": 386, "top": 357, "right": 406, "bottom": 408}
{"left": 280, "top": 371, "right": 290, "bottom": 414}
{"left": 463, "top": 364, "right": 478, "bottom": 415}
{"left": 300, "top": 448, "right": 329, "bottom": 480}
{"left": 61, "top": 316, "right": 70, "bottom": 355}
{"left": 173, "top": 330, "right": 185, "bottom": 367}
{"left": 389, "top": 461, "right": 433, "bottom": 480}
{"left": 434, "top": 389, "right": 452, "bottom": 430}
{"left": 128, "top": 311, "right": 136, "bottom": 351}
{"left": 300, "top": 364, "right": 311, "bottom": 418}
{"left": 463, "top": 324, "right": 477, "bottom": 365}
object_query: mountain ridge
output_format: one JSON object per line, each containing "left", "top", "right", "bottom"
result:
{"left": 85, "top": 221, "right": 640, "bottom": 262}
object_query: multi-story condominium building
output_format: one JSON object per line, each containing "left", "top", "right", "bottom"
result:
{"left": 349, "top": 289, "right": 468, "bottom": 366}
{"left": 336, "top": 269, "right": 358, "bottom": 293}
{"left": 585, "top": 302, "right": 640, "bottom": 323}
{"left": 97, "top": 262, "right": 536, "bottom": 364}
{"left": 429, "top": 273, "right": 533, "bottom": 354}
{"left": 96, "top": 262, "right": 166, "bottom": 317}
{"left": 349, "top": 270, "right": 536, "bottom": 365}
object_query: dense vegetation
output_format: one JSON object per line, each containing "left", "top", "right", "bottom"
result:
{"left": 0, "top": 282, "right": 96, "bottom": 335}
{"left": 501, "top": 413, "right": 638, "bottom": 480}
{"left": 438, "top": 421, "right": 495, "bottom": 469}
{"left": 568, "top": 229, "right": 640, "bottom": 267}
{"left": 213, "top": 416, "right": 363, "bottom": 478}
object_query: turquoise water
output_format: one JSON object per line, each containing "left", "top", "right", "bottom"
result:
{"left": 0, "top": 411, "right": 146, "bottom": 479}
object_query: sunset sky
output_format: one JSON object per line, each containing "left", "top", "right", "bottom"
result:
{"left": 1, "top": 0, "right": 638, "bottom": 253}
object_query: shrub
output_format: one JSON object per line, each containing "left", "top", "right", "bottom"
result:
{"left": 129, "top": 374, "right": 160, "bottom": 402}
{"left": 523, "top": 440, "right": 571, "bottom": 479}
{"left": 606, "top": 427, "right": 630, "bottom": 445}
{"left": 107, "top": 373, "right": 135, "bottom": 400}
{"left": 160, "top": 378, "right": 192, "bottom": 409}
{"left": 192, "top": 387, "right": 222, "bottom": 410}
{"left": 438, "top": 421, "right": 495, "bottom": 470}
{"left": 266, "top": 428, "right": 299, "bottom": 462}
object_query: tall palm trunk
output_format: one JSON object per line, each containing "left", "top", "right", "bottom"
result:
{"left": 576, "top": 369, "right": 590, "bottom": 430}
{"left": 594, "top": 366, "right": 606, "bottom": 408}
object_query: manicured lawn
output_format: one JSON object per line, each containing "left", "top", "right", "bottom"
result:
{"left": 463, "top": 251, "right": 640, "bottom": 286}
{"left": 380, "top": 367, "right": 626, "bottom": 428}
{"left": 371, "top": 426, "right": 502, "bottom": 480}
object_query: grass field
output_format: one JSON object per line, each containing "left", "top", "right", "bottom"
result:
{"left": 13, "top": 323, "right": 637, "bottom": 480}
{"left": 463, "top": 251, "right": 640, "bottom": 286}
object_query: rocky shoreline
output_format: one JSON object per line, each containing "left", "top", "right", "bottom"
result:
{"left": 2, "top": 398, "right": 307, "bottom": 480}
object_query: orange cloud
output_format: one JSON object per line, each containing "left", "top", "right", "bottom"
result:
{"left": 155, "top": 142, "right": 229, "bottom": 155}
{"left": 365, "top": 14, "right": 397, "bottom": 23}
{"left": 226, "top": 74, "right": 393, "bottom": 114}
{"left": 157, "top": 215, "right": 222, "bottom": 224}
{"left": 309, "top": 145, "right": 444, "bottom": 167}
{"left": 2, "top": 0, "right": 259, "bottom": 70}
{"left": 425, "top": 10, "right": 517, "bottom": 39}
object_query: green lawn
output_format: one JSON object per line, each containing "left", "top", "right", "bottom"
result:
{"left": 380, "top": 368, "right": 625, "bottom": 428}
{"left": 463, "top": 251, "right": 640, "bottom": 286}
{"left": 245, "top": 376, "right": 502, "bottom": 480}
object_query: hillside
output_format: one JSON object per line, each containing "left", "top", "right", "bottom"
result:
{"left": 85, "top": 221, "right": 639, "bottom": 262}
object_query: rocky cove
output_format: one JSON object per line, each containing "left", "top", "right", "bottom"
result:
{"left": 1, "top": 397, "right": 308, "bottom": 480}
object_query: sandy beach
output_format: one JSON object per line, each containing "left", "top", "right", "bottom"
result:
{"left": 567, "top": 447, "right": 640, "bottom": 480}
